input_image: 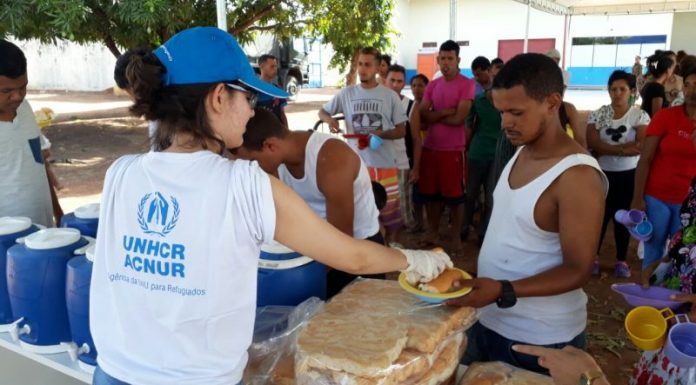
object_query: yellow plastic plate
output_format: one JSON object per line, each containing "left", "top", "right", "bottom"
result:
{"left": 398, "top": 268, "right": 473, "bottom": 303}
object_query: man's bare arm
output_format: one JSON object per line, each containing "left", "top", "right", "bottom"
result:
{"left": 316, "top": 140, "right": 360, "bottom": 236}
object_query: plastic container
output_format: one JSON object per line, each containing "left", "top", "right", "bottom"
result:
{"left": 612, "top": 283, "right": 686, "bottom": 310}
{"left": 665, "top": 314, "right": 696, "bottom": 368}
{"left": 61, "top": 203, "right": 100, "bottom": 238}
{"left": 257, "top": 241, "right": 326, "bottom": 307}
{"left": 369, "top": 134, "right": 384, "bottom": 150}
{"left": 625, "top": 306, "right": 674, "bottom": 351}
{"left": 0, "top": 217, "right": 40, "bottom": 331}
{"left": 66, "top": 244, "right": 97, "bottom": 370}
{"left": 6, "top": 228, "right": 91, "bottom": 354}
{"left": 615, "top": 209, "right": 645, "bottom": 226}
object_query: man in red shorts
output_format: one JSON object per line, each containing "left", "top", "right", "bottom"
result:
{"left": 418, "top": 40, "right": 475, "bottom": 253}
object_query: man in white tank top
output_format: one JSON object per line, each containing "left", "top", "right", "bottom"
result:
{"left": 448, "top": 54, "right": 608, "bottom": 376}
{"left": 232, "top": 108, "right": 383, "bottom": 297}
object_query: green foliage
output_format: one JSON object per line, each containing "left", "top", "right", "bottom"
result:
{"left": 0, "top": 0, "right": 395, "bottom": 76}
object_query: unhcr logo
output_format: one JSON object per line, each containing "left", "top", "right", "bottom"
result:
{"left": 137, "top": 192, "right": 180, "bottom": 237}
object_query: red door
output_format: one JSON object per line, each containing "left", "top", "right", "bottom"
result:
{"left": 498, "top": 38, "right": 556, "bottom": 61}
{"left": 417, "top": 52, "right": 439, "bottom": 80}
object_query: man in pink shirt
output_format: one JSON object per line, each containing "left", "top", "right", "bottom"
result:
{"left": 418, "top": 40, "right": 475, "bottom": 253}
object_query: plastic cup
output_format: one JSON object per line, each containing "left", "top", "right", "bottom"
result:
{"left": 665, "top": 314, "right": 696, "bottom": 368}
{"left": 631, "top": 220, "right": 653, "bottom": 241}
{"left": 615, "top": 209, "right": 646, "bottom": 227}
{"left": 625, "top": 306, "right": 674, "bottom": 350}
{"left": 369, "top": 134, "right": 383, "bottom": 150}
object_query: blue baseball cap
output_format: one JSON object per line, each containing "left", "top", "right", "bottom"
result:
{"left": 154, "top": 27, "right": 288, "bottom": 99}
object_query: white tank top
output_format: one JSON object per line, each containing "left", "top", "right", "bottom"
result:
{"left": 478, "top": 147, "right": 608, "bottom": 345}
{"left": 278, "top": 132, "right": 380, "bottom": 240}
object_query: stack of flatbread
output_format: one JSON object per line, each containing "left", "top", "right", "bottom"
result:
{"left": 459, "top": 362, "right": 554, "bottom": 385}
{"left": 294, "top": 279, "right": 477, "bottom": 385}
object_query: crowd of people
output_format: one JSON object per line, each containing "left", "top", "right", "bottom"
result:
{"left": 2, "top": 28, "right": 696, "bottom": 385}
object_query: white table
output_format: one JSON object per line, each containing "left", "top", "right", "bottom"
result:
{"left": 0, "top": 332, "right": 91, "bottom": 384}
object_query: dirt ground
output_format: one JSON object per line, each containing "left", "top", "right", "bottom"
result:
{"left": 46, "top": 111, "right": 638, "bottom": 385}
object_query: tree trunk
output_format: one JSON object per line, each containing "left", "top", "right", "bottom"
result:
{"left": 104, "top": 35, "right": 121, "bottom": 58}
{"left": 345, "top": 48, "right": 360, "bottom": 86}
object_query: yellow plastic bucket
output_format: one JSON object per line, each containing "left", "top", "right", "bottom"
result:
{"left": 625, "top": 306, "right": 675, "bottom": 350}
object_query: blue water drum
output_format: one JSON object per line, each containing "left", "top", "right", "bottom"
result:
{"left": 61, "top": 203, "right": 99, "bottom": 238}
{"left": 66, "top": 244, "right": 97, "bottom": 368}
{"left": 7, "top": 228, "right": 89, "bottom": 354}
{"left": 257, "top": 242, "right": 326, "bottom": 307}
{"left": 0, "top": 217, "right": 40, "bottom": 330}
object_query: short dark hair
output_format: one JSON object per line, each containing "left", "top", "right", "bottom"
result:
{"left": 471, "top": 56, "right": 491, "bottom": 71}
{"left": 607, "top": 70, "right": 636, "bottom": 89}
{"left": 491, "top": 58, "right": 504, "bottom": 66}
{"left": 380, "top": 54, "right": 392, "bottom": 66}
{"left": 410, "top": 73, "right": 429, "bottom": 85}
{"left": 386, "top": 64, "right": 405, "bottom": 77}
{"left": 360, "top": 47, "right": 381, "bottom": 63}
{"left": 439, "top": 40, "right": 460, "bottom": 57}
{"left": 680, "top": 55, "right": 696, "bottom": 79}
{"left": 492, "top": 53, "right": 564, "bottom": 102}
{"left": 114, "top": 48, "right": 149, "bottom": 89}
{"left": 241, "top": 107, "right": 288, "bottom": 151}
{"left": 258, "top": 54, "right": 277, "bottom": 66}
{"left": 0, "top": 39, "right": 27, "bottom": 78}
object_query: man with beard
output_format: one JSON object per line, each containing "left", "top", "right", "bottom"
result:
{"left": 0, "top": 39, "right": 57, "bottom": 227}
{"left": 319, "top": 47, "right": 408, "bottom": 246}
{"left": 449, "top": 53, "right": 608, "bottom": 374}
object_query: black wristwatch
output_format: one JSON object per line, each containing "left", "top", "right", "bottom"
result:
{"left": 496, "top": 280, "right": 517, "bottom": 308}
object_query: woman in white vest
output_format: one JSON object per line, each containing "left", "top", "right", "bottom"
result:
{"left": 90, "top": 27, "right": 451, "bottom": 385}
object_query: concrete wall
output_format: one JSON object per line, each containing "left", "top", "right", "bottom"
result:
{"left": 14, "top": 39, "right": 117, "bottom": 91}
{"left": 671, "top": 12, "right": 696, "bottom": 54}
{"left": 392, "top": 0, "right": 675, "bottom": 86}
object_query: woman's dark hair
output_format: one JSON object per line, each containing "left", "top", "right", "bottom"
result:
{"left": 646, "top": 52, "right": 674, "bottom": 78}
{"left": 0, "top": 39, "right": 27, "bottom": 78}
{"left": 114, "top": 48, "right": 149, "bottom": 89}
{"left": 607, "top": 70, "right": 636, "bottom": 90}
{"left": 410, "top": 73, "right": 429, "bottom": 86}
{"left": 124, "top": 50, "right": 227, "bottom": 152}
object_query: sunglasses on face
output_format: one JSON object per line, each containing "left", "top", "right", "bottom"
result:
{"left": 225, "top": 82, "right": 258, "bottom": 109}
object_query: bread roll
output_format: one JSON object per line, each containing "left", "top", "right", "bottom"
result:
{"left": 418, "top": 269, "right": 462, "bottom": 293}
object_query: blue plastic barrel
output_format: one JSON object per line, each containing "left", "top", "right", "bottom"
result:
{"left": 61, "top": 203, "right": 99, "bottom": 238}
{"left": 66, "top": 244, "right": 97, "bottom": 366}
{"left": 257, "top": 242, "right": 326, "bottom": 307}
{"left": 7, "top": 228, "right": 89, "bottom": 353}
{"left": 0, "top": 217, "right": 39, "bottom": 328}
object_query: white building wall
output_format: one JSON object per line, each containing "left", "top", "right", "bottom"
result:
{"left": 671, "top": 12, "right": 696, "bottom": 54}
{"left": 13, "top": 39, "right": 117, "bottom": 91}
{"left": 393, "top": 0, "right": 674, "bottom": 74}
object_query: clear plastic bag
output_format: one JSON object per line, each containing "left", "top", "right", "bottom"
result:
{"left": 245, "top": 297, "right": 324, "bottom": 385}
{"left": 295, "top": 279, "right": 478, "bottom": 385}
{"left": 458, "top": 361, "right": 554, "bottom": 385}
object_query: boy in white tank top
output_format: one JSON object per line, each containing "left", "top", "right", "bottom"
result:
{"left": 447, "top": 54, "right": 608, "bottom": 376}
{"left": 232, "top": 108, "right": 383, "bottom": 297}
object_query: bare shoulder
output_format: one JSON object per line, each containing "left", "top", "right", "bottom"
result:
{"left": 316, "top": 138, "right": 360, "bottom": 176}
{"left": 558, "top": 161, "right": 605, "bottom": 196}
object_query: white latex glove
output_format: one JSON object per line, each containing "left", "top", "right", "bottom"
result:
{"left": 398, "top": 248, "right": 453, "bottom": 286}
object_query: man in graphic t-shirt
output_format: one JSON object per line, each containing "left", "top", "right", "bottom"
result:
{"left": 319, "top": 47, "right": 409, "bottom": 246}
{"left": 0, "top": 39, "right": 56, "bottom": 227}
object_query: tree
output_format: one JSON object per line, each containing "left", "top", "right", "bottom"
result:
{"left": 0, "top": 0, "right": 395, "bottom": 84}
